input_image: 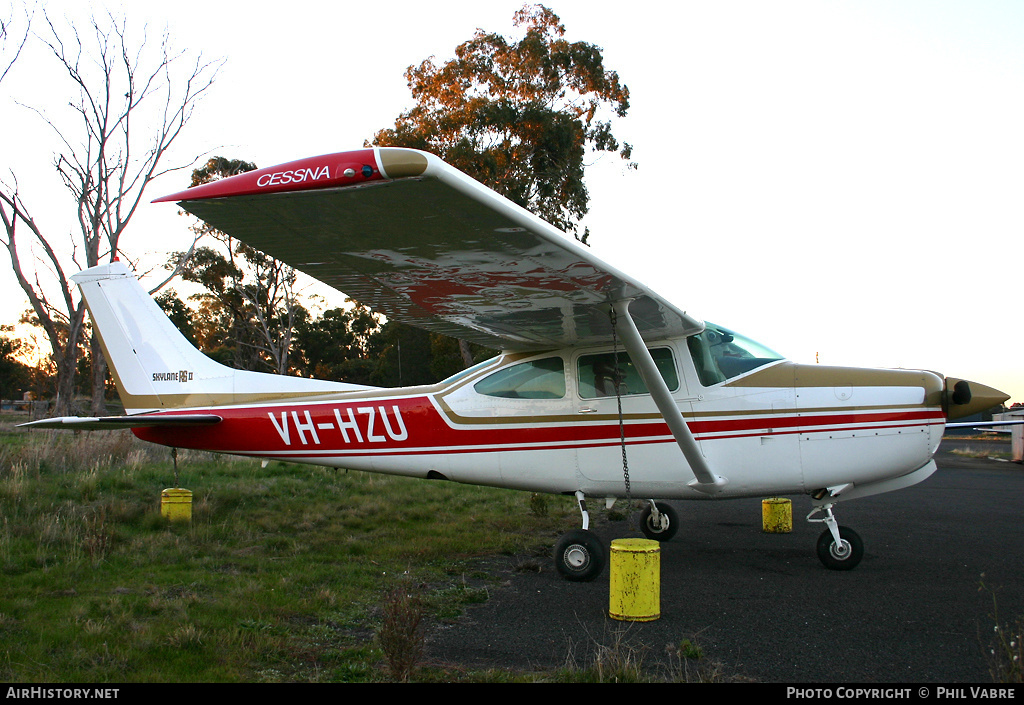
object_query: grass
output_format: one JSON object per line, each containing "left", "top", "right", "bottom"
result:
{"left": 942, "top": 432, "right": 1014, "bottom": 460}
{"left": 0, "top": 420, "right": 589, "bottom": 682}
{"left": 1, "top": 420, "right": 730, "bottom": 683}
{"left": 949, "top": 445, "right": 1013, "bottom": 460}
{"left": 4, "top": 419, "right": 1021, "bottom": 683}
{"left": 981, "top": 576, "right": 1024, "bottom": 683}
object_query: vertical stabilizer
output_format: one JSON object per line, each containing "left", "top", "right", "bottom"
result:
{"left": 75, "top": 261, "right": 373, "bottom": 413}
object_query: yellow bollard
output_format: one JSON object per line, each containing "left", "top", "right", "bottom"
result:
{"left": 609, "top": 538, "right": 660, "bottom": 622}
{"left": 761, "top": 497, "right": 792, "bottom": 533}
{"left": 161, "top": 488, "right": 193, "bottom": 523}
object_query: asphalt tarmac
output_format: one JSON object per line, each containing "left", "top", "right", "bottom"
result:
{"left": 424, "top": 438, "right": 1024, "bottom": 683}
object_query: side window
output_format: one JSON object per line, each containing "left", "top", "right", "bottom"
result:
{"left": 577, "top": 348, "right": 678, "bottom": 399}
{"left": 474, "top": 357, "right": 566, "bottom": 399}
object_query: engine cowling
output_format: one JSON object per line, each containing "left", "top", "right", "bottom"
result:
{"left": 943, "top": 377, "right": 1009, "bottom": 420}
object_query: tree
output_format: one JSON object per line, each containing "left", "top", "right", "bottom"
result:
{"left": 293, "top": 304, "right": 381, "bottom": 384}
{"left": 237, "top": 244, "right": 304, "bottom": 375}
{"left": 168, "top": 155, "right": 310, "bottom": 375}
{"left": 371, "top": 4, "right": 633, "bottom": 372}
{"left": 368, "top": 322, "right": 439, "bottom": 388}
{"left": 0, "top": 324, "right": 29, "bottom": 401}
{"left": 168, "top": 243, "right": 308, "bottom": 374}
{"left": 365, "top": 323, "right": 492, "bottom": 388}
{"left": 154, "top": 289, "right": 197, "bottom": 347}
{"left": 1, "top": 1, "right": 32, "bottom": 85}
{"left": 371, "top": 4, "right": 635, "bottom": 244}
{"left": 1, "top": 317, "right": 57, "bottom": 404}
{"left": 145, "top": 157, "right": 256, "bottom": 296}
{"left": 0, "top": 11, "right": 220, "bottom": 415}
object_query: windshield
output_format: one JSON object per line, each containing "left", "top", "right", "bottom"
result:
{"left": 687, "top": 323, "right": 784, "bottom": 386}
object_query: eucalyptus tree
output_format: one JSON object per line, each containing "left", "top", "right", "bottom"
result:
{"left": 371, "top": 4, "right": 634, "bottom": 368}
{"left": 371, "top": 3, "right": 635, "bottom": 244}
{"left": 168, "top": 157, "right": 313, "bottom": 375}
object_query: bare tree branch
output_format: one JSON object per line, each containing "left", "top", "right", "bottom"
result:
{"left": 0, "top": 1, "right": 33, "bottom": 84}
{"left": 145, "top": 229, "right": 202, "bottom": 295}
{"left": 0, "top": 10, "right": 221, "bottom": 415}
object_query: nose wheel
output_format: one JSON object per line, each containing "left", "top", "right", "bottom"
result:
{"left": 816, "top": 526, "right": 863, "bottom": 570}
{"left": 809, "top": 503, "right": 864, "bottom": 570}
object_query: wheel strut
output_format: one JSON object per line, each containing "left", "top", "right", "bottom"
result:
{"left": 808, "top": 502, "right": 864, "bottom": 570}
{"left": 816, "top": 504, "right": 845, "bottom": 554}
{"left": 647, "top": 500, "right": 668, "bottom": 532}
{"left": 575, "top": 490, "right": 590, "bottom": 530}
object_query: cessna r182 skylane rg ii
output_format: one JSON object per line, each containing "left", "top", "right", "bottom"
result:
{"left": 23, "top": 147, "right": 1011, "bottom": 581}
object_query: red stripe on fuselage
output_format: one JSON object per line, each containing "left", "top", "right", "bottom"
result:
{"left": 132, "top": 395, "right": 945, "bottom": 458}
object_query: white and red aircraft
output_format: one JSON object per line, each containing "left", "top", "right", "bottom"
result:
{"left": 23, "top": 147, "right": 1009, "bottom": 581}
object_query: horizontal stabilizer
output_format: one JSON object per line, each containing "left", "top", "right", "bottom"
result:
{"left": 19, "top": 414, "right": 222, "bottom": 430}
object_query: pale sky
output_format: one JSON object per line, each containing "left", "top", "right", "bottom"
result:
{"left": 3, "top": 0, "right": 1024, "bottom": 402}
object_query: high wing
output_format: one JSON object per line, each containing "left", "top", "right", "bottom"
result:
{"left": 155, "top": 147, "right": 703, "bottom": 350}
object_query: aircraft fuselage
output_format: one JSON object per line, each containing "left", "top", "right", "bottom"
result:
{"left": 133, "top": 343, "right": 947, "bottom": 502}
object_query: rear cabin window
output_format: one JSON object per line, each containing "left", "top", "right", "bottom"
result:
{"left": 474, "top": 357, "right": 566, "bottom": 399}
{"left": 577, "top": 348, "right": 679, "bottom": 399}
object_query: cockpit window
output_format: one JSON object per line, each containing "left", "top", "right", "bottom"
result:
{"left": 577, "top": 348, "right": 678, "bottom": 399}
{"left": 687, "top": 323, "right": 784, "bottom": 386}
{"left": 474, "top": 357, "right": 566, "bottom": 399}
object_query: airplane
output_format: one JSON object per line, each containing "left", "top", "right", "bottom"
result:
{"left": 22, "top": 146, "right": 1011, "bottom": 581}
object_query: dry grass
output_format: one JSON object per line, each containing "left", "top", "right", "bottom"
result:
{"left": 0, "top": 425, "right": 583, "bottom": 682}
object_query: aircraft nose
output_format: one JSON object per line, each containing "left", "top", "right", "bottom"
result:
{"left": 944, "top": 377, "right": 1009, "bottom": 420}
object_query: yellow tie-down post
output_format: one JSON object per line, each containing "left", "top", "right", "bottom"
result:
{"left": 762, "top": 497, "right": 793, "bottom": 533}
{"left": 161, "top": 488, "right": 193, "bottom": 523}
{"left": 608, "top": 538, "right": 661, "bottom": 622}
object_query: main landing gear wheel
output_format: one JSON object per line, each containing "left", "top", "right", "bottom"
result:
{"left": 816, "top": 526, "right": 864, "bottom": 571}
{"left": 554, "top": 529, "right": 606, "bottom": 582}
{"left": 639, "top": 501, "right": 679, "bottom": 542}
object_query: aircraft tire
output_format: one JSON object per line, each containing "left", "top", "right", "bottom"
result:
{"left": 554, "top": 529, "right": 605, "bottom": 582}
{"left": 639, "top": 501, "right": 679, "bottom": 542}
{"left": 816, "top": 526, "right": 864, "bottom": 570}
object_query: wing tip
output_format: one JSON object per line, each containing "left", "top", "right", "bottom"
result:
{"left": 376, "top": 147, "right": 430, "bottom": 179}
{"left": 152, "top": 147, "right": 435, "bottom": 204}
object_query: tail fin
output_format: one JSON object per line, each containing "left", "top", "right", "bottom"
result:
{"left": 75, "top": 261, "right": 373, "bottom": 413}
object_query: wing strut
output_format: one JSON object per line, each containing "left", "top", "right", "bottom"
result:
{"left": 611, "top": 300, "right": 728, "bottom": 494}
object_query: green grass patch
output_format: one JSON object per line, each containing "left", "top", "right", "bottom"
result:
{"left": 0, "top": 426, "right": 591, "bottom": 682}
{"left": 949, "top": 445, "right": 1013, "bottom": 460}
